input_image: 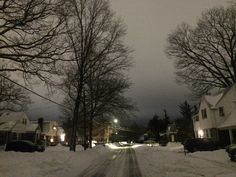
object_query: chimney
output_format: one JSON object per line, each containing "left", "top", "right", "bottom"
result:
{"left": 38, "top": 118, "right": 44, "bottom": 132}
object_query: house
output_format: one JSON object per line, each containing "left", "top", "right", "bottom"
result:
{"left": 166, "top": 123, "right": 177, "bottom": 142}
{"left": 35, "top": 118, "right": 65, "bottom": 144}
{"left": 192, "top": 84, "right": 236, "bottom": 146}
{"left": 93, "top": 123, "right": 114, "bottom": 143}
{"left": 0, "top": 112, "right": 40, "bottom": 145}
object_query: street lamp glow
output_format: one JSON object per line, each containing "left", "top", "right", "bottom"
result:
{"left": 113, "top": 119, "right": 118, "bottom": 123}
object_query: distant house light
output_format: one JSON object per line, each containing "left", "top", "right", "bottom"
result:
{"left": 50, "top": 138, "right": 54, "bottom": 143}
{"left": 198, "top": 129, "right": 204, "bottom": 138}
{"left": 60, "top": 133, "right": 65, "bottom": 142}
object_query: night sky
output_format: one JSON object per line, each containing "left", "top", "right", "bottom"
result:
{"left": 27, "top": 0, "right": 228, "bottom": 124}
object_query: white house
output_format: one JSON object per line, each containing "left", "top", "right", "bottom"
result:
{"left": 0, "top": 112, "right": 40, "bottom": 145}
{"left": 33, "top": 119, "right": 65, "bottom": 144}
{"left": 192, "top": 84, "right": 236, "bottom": 146}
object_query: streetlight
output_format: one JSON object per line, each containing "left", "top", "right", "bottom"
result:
{"left": 112, "top": 119, "right": 118, "bottom": 142}
{"left": 113, "top": 119, "right": 118, "bottom": 124}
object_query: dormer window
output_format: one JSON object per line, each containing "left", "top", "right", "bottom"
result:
{"left": 219, "top": 107, "right": 224, "bottom": 117}
{"left": 201, "top": 109, "right": 207, "bottom": 119}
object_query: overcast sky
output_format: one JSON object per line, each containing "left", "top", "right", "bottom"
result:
{"left": 27, "top": 0, "right": 228, "bottom": 123}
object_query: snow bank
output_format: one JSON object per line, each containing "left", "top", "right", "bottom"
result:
{"left": 0, "top": 145, "right": 109, "bottom": 177}
{"left": 157, "top": 142, "right": 184, "bottom": 152}
{"left": 135, "top": 145, "right": 236, "bottom": 177}
{"left": 106, "top": 143, "right": 143, "bottom": 150}
{"left": 190, "top": 149, "right": 232, "bottom": 164}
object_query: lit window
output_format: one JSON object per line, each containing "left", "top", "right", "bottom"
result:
{"left": 219, "top": 107, "right": 224, "bottom": 117}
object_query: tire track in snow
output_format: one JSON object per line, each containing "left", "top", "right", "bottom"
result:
{"left": 77, "top": 147, "right": 142, "bottom": 177}
{"left": 126, "top": 148, "right": 142, "bottom": 177}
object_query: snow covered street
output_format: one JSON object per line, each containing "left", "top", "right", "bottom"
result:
{"left": 0, "top": 143, "right": 236, "bottom": 177}
{"left": 78, "top": 148, "right": 142, "bottom": 177}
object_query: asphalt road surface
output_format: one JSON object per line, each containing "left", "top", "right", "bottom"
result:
{"left": 78, "top": 148, "right": 142, "bottom": 177}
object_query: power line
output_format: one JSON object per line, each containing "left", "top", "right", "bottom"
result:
{"left": 0, "top": 74, "right": 133, "bottom": 131}
{"left": 0, "top": 74, "right": 69, "bottom": 110}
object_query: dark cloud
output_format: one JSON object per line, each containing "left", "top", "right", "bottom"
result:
{"left": 110, "top": 0, "right": 227, "bottom": 122}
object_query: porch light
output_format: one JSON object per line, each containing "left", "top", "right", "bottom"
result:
{"left": 50, "top": 138, "right": 54, "bottom": 143}
{"left": 198, "top": 129, "right": 204, "bottom": 138}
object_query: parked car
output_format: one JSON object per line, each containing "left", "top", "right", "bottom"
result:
{"left": 184, "top": 138, "right": 221, "bottom": 153}
{"left": 5, "top": 140, "right": 45, "bottom": 152}
{"left": 226, "top": 144, "right": 236, "bottom": 161}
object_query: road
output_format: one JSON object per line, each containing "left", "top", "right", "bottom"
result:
{"left": 78, "top": 147, "right": 142, "bottom": 177}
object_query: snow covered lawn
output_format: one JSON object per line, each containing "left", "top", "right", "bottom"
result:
{"left": 0, "top": 145, "right": 110, "bottom": 177}
{"left": 135, "top": 143, "right": 236, "bottom": 177}
{"left": 1, "top": 143, "right": 236, "bottom": 177}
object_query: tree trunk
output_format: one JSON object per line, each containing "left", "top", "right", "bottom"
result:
{"left": 70, "top": 100, "right": 79, "bottom": 151}
{"left": 83, "top": 115, "right": 87, "bottom": 150}
{"left": 83, "top": 90, "right": 87, "bottom": 150}
{"left": 89, "top": 118, "right": 93, "bottom": 148}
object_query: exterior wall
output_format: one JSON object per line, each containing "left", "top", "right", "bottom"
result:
{"left": 193, "top": 99, "right": 216, "bottom": 138}
{"left": 42, "top": 121, "right": 59, "bottom": 137}
{"left": 215, "top": 85, "right": 236, "bottom": 127}
{"left": 198, "top": 100, "right": 215, "bottom": 129}
{"left": 193, "top": 115, "right": 200, "bottom": 133}
{"left": 192, "top": 85, "right": 236, "bottom": 144}
{"left": 41, "top": 121, "right": 62, "bottom": 145}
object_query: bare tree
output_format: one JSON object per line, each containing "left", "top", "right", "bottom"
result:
{"left": 60, "top": 73, "right": 135, "bottom": 149}
{"left": 85, "top": 73, "right": 135, "bottom": 148}
{"left": 166, "top": 6, "right": 236, "bottom": 95}
{"left": 0, "top": 0, "right": 65, "bottom": 81}
{"left": 0, "top": 73, "right": 31, "bottom": 111}
{"left": 58, "top": 0, "right": 132, "bottom": 151}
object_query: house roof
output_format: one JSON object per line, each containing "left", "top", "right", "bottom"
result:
{"left": 204, "top": 92, "right": 224, "bottom": 107}
{"left": 0, "top": 111, "right": 38, "bottom": 133}
{"left": 205, "top": 84, "right": 236, "bottom": 108}
{"left": 0, "top": 112, "right": 27, "bottom": 131}
{"left": 0, "top": 121, "right": 15, "bottom": 131}
{"left": 0, "top": 112, "right": 26, "bottom": 123}
{"left": 25, "top": 124, "right": 39, "bottom": 132}
{"left": 218, "top": 103, "right": 236, "bottom": 129}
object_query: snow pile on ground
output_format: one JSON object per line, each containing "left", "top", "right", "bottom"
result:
{"left": 45, "top": 144, "right": 84, "bottom": 152}
{"left": 135, "top": 145, "right": 236, "bottom": 177}
{"left": 191, "top": 149, "right": 232, "bottom": 164}
{"left": 106, "top": 143, "right": 143, "bottom": 150}
{"left": 157, "top": 142, "right": 184, "bottom": 152}
{"left": 0, "top": 145, "right": 110, "bottom": 177}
